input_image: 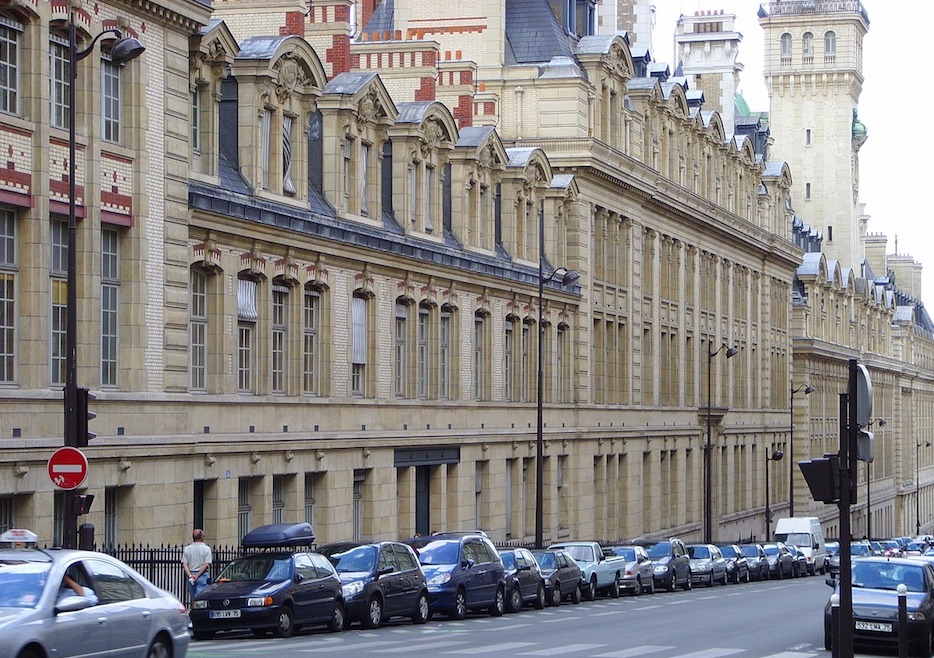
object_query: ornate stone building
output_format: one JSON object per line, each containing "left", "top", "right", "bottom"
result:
{"left": 1, "top": 0, "right": 931, "bottom": 548}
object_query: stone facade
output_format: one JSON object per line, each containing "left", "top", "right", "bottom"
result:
{"left": 1, "top": 0, "right": 932, "bottom": 551}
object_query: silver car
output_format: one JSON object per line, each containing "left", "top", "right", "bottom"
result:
{"left": 0, "top": 529, "right": 190, "bottom": 658}
{"left": 606, "top": 545, "right": 656, "bottom": 595}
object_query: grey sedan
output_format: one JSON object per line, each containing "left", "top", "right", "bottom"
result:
{"left": 606, "top": 545, "right": 656, "bottom": 595}
{"left": 0, "top": 529, "right": 190, "bottom": 658}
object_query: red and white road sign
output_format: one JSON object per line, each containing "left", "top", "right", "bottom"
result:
{"left": 47, "top": 447, "right": 88, "bottom": 490}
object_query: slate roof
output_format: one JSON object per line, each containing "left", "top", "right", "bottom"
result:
{"left": 505, "top": 0, "right": 575, "bottom": 65}
{"left": 360, "top": 0, "right": 394, "bottom": 36}
{"left": 457, "top": 126, "right": 496, "bottom": 148}
{"left": 238, "top": 36, "right": 292, "bottom": 60}
{"left": 324, "top": 71, "right": 379, "bottom": 95}
{"left": 395, "top": 101, "right": 434, "bottom": 124}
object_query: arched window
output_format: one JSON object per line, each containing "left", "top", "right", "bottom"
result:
{"left": 802, "top": 32, "right": 813, "bottom": 60}
{"left": 780, "top": 33, "right": 792, "bottom": 63}
{"left": 824, "top": 30, "right": 836, "bottom": 54}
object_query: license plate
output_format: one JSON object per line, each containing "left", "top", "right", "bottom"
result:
{"left": 855, "top": 620, "right": 892, "bottom": 633}
{"left": 210, "top": 610, "right": 241, "bottom": 619}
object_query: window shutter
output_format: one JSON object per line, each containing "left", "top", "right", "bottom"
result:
{"left": 238, "top": 279, "right": 258, "bottom": 323}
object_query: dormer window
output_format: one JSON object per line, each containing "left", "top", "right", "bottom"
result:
{"left": 343, "top": 137, "right": 353, "bottom": 204}
{"left": 261, "top": 108, "right": 272, "bottom": 190}
{"left": 360, "top": 141, "right": 369, "bottom": 216}
{"left": 424, "top": 165, "right": 434, "bottom": 233}
{"left": 283, "top": 114, "right": 296, "bottom": 196}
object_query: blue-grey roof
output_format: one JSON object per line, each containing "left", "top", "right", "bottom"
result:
{"left": 626, "top": 77, "right": 657, "bottom": 92}
{"left": 197, "top": 18, "right": 224, "bottom": 36}
{"left": 395, "top": 101, "right": 434, "bottom": 124}
{"left": 360, "top": 0, "right": 394, "bottom": 36}
{"left": 324, "top": 71, "right": 379, "bottom": 95}
{"left": 506, "top": 147, "right": 538, "bottom": 168}
{"left": 797, "top": 251, "right": 823, "bottom": 277}
{"left": 237, "top": 36, "right": 292, "bottom": 60}
{"left": 505, "top": 0, "right": 575, "bottom": 65}
{"left": 762, "top": 161, "right": 785, "bottom": 177}
{"left": 550, "top": 173, "right": 574, "bottom": 189}
{"left": 576, "top": 34, "right": 625, "bottom": 56}
{"left": 539, "top": 56, "right": 583, "bottom": 79}
{"left": 457, "top": 126, "right": 496, "bottom": 148}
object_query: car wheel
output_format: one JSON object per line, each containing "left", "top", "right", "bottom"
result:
{"left": 611, "top": 574, "right": 621, "bottom": 599}
{"left": 667, "top": 573, "right": 677, "bottom": 592}
{"left": 507, "top": 585, "right": 522, "bottom": 613}
{"left": 328, "top": 602, "right": 345, "bottom": 632}
{"left": 146, "top": 639, "right": 171, "bottom": 658}
{"left": 583, "top": 576, "right": 597, "bottom": 601}
{"left": 533, "top": 583, "right": 546, "bottom": 610}
{"left": 449, "top": 589, "right": 468, "bottom": 620}
{"left": 549, "top": 584, "right": 562, "bottom": 606}
{"left": 363, "top": 596, "right": 384, "bottom": 629}
{"left": 571, "top": 582, "right": 581, "bottom": 604}
{"left": 192, "top": 630, "right": 214, "bottom": 641}
{"left": 490, "top": 586, "right": 505, "bottom": 617}
{"left": 274, "top": 606, "right": 295, "bottom": 638}
{"left": 412, "top": 592, "right": 430, "bottom": 624}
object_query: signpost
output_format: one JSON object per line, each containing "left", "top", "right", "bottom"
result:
{"left": 47, "top": 447, "right": 89, "bottom": 490}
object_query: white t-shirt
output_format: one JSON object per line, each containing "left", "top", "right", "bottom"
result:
{"left": 182, "top": 542, "right": 213, "bottom": 573}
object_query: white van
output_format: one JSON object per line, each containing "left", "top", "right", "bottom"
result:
{"left": 774, "top": 516, "right": 827, "bottom": 575}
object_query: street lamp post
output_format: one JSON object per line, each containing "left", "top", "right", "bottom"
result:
{"left": 789, "top": 383, "right": 815, "bottom": 517}
{"left": 62, "top": 10, "right": 144, "bottom": 549}
{"left": 917, "top": 441, "right": 931, "bottom": 536}
{"left": 534, "top": 214, "right": 578, "bottom": 550}
{"left": 765, "top": 449, "right": 784, "bottom": 541}
{"left": 704, "top": 344, "right": 738, "bottom": 544}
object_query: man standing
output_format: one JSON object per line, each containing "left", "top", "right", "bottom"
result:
{"left": 182, "top": 528, "right": 212, "bottom": 603}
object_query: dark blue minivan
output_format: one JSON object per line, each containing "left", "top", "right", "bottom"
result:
{"left": 403, "top": 533, "right": 505, "bottom": 619}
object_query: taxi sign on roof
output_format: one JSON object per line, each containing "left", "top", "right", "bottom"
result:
{"left": 0, "top": 528, "right": 39, "bottom": 546}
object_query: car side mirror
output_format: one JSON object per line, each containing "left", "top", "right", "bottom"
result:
{"left": 462, "top": 558, "right": 475, "bottom": 569}
{"left": 293, "top": 573, "right": 304, "bottom": 584}
{"left": 55, "top": 596, "right": 93, "bottom": 614}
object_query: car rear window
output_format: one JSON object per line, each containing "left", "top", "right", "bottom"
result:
{"left": 412, "top": 540, "right": 460, "bottom": 566}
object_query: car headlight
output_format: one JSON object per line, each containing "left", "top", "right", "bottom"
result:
{"left": 342, "top": 581, "right": 365, "bottom": 598}
{"left": 909, "top": 611, "right": 927, "bottom": 621}
{"left": 246, "top": 597, "right": 273, "bottom": 607}
{"left": 654, "top": 565, "right": 668, "bottom": 573}
{"left": 543, "top": 577, "right": 552, "bottom": 586}
{"left": 427, "top": 573, "right": 452, "bottom": 586}
{"left": 191, "top": 600, "right": 208, "bottom": 610}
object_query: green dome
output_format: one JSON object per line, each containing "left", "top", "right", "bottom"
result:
{"left": 734, "top": 92, "right": 751, "bottom": 117}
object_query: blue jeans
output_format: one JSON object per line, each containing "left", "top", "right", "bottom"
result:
{"left": 188, "top": 572, "right": 210, "bottom": 601}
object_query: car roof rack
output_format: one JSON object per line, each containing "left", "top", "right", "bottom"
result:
{"left": 241, "top": 523, "right": 316, "bottom": 549}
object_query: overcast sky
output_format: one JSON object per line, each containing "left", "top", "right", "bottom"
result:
{"left": 652, "top": 1, "right": 934, "bottom": 300}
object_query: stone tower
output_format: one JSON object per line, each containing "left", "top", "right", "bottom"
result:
{"left": 598, "top": 0, "right": 654, "bottom": 50}
{"left": 675, "top": 9, "right": 743, "bottom": 136}
{"left": 759, "top": 1, "right": 870, "bottom": 269}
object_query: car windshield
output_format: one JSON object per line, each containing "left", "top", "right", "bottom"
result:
{"left": 0, "top": 562, "right": 51, "bottom": 608}
{"left": 612, "top": 548, "right": 636, "bottom": 561}
{"left": 560, "top": 546, "right": 595, "bottom": 563}
{"left": 644, "top": 543, "right": 671, "bottom": 559}
{"left": 217, "top": 556, "right": 293, "bottom": 582}
{"left": 763, "top": 545, "right": 780, "bottom": 556}
{"left": 827, "top": 544, "right": 840, "bottom": 556}
{"left": 851, "top": 544, "right": 872, "bottom": 556}
{"left": 719, "top": 546, "right": 738, "bottom": 558}
{"left": 412, "top": 540, "right": 460, "bottom": 566}
{"left": 777, "top": 532, "right": 811, "bottom": 547}
{"left": 532, "top": 552, "right": 555, "bottom": 570}
{"left": 852, "top": 562, "right": 927, "bottom": 593}
{"left": 323, "top": 545, "right": 377, "bottom": 573}
{"left": 741, "top": 546, "right": 759, "bottom": 558}
{"left": 689, "top": 546, "right": 710, "bottom": 559}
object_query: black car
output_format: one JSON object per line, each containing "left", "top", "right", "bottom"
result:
{"left": 763, "top": 542, "right": 795, "bottom": 579}
{"left": 824, "top": 557, "right": 934, "bottom": 654}
{"left": 740, "top": 543, "right": 770, "bottom": 581}
{"left": 190, "top": 523, "right": 344, "bottom": 639}
{"left": 633, "top": 538, "right": 692, "bottom": 591}
{"left": 787, "top": 544, "right": 808, "bottom": 577}
{"left": 317, "top": 540, "right": 429, "bottom": 628}
{"left": 498, "top": 548, "right": 546, "bottom": 612}
{"left": 531, "top": 549, "right": 582, "bottom": 606}
{"left": 717, "top": 544, "right": 750, "bottom": 583}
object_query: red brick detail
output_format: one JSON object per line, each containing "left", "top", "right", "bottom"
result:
{"left": 459, "top": 70, "right": 473, "bottom": 85}
{"left": 406, "top": 25, "right": 486, "bottom": 39}
{"left": 453, "top": 94, "right": 473, "bottom": 129}
{"left": 350, "top": 53, "right": 361, "bottom": 69}
{"left": 414, "top": 77, "right": 436, "bottom": 102}
{"left": 281, "top": 11, "right": 305, "bottom": 36}
{"left": 326, "top": 34, "right": 351, "bottom": 75}
{"left": 484, "top": 101, "right": 495, "bottom": 114}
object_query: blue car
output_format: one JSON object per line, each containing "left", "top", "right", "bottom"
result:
{"left": 404, "top": 533, "right": 505, "bottom": 619}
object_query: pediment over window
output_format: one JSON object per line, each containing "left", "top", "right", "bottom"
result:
{"left": 320, "top": 71, "right": 398, "bottom": 126}
{"left": 235, "top": 35, "right": 327, "bottom": 102}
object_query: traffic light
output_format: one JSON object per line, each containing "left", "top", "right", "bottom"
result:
{"left": 76, "top": 387, "right": 96, "bottom": 448}
{"left": 799, "top": 454, "right": 841, "bottom": 504}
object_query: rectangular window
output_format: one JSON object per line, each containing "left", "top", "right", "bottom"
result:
{"left": 272, "top": 285, "right": 287, "bottom": 393}
{"left": 104, "top": 486, "right": 117, "bottom": 547}
{"left": 190, "top": 270, "right": 207, "bottom": 390}
{"left": 237, "top": 279, "right": 257, "bottom": 393}
{"left": 352, "top": 470, "right": 365, "bottom": 541}
{"left": 806, "top": 129, "right": 811, "bottom": 146}
{"left": 409, "top": 164, "right": 418, "bottom": 225}
{"left": 360, "top": 142, "right": 369, "bottom": 216}
{"left": 351, "top": 295, "right": 366, "bottom": 396}
{"left": 521, "top": 322, "right": 530, "bottom": 402}
{"left": 53, "top": 491, "right": 64, "bottom": 547}
{"left": 439, "top": 310, "right": 451, "bottom": 399}
{"left": 504, "top": 320, "right": 514, "bottom": 401}
{"left": 304, "top": 472, "right": 317, "bottom": 527}
{"left": 303, "top": 288, "right": 319, "bottom": 394}
{"left": 556, "top": 327, "right": 566, "bottom": 403}
{"left": 272, "top": 475, "right": 285, "bottom": 525}
{"left": 424, "top": 166, "right": 434, "bottom": 233}
{"left": 261, "top": 109, "right": 272, "bottom": 190}
{"left": 417, "top": 307, "right": 429, "bottom": 398}
{"left": 0, "top": 18, "right": 22, "bottom": 115}
{"left": 237, "top": 477, "right": 252, "bottom": 541}
{"left": 473, "top": 315, "right": 485, "bottom": 400}
{"left": 0, "top": 209, "right": 15, "bottom": 382}
{"left": 806, "top": 183, "right": 811, "bottom": 200}
{"left": 50, "top": 35, "right": 70, "bottom": 129}
{"left": 191, "top": 87, "right": 201, "bottom": 152}
{"left": 50, "top": 219, "right": 68, "bottom": 385}
{"left": 0, "top": 495, "right": 13, "bottom": 533}
{"left": 394, "top": 303, "right": 407, "bottom": 398}
{"left": 101, "top": 227, "right": 119, "bottom": 386}
{"left": 101, "top": 57, "right": 121, "bottom": 143}
{"left": 343, "top": 138, "right": 352, "bottom": 201}
{"left": 282, "top": 114, "right": 295, "bottom": 195}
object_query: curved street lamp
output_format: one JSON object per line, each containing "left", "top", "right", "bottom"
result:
{"left": 704, "top": 344, "right": 738, "bottom": 544}
{"left": 765, "top": 449, "right": 784, "bottom": 541}
{"left": 789, "top": 383, "right": 815, "bottom": 517}
{"left": 534, "top": 213, "right": 578, "bottom": 549}
{"left": 62, "top": 11, "right": 144, "bottom": 549}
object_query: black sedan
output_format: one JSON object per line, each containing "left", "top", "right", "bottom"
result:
{"left": 717, "top": 544, "right": 750, "bottom": 583}
{"left": 824, "top": 557, "right": 934, "bottom": 655}
{"left": 740, "top": 543, "right": 770, "bottom": 581}
{"left": 498, "top": 548, "right": 546, "bottom": 612}
{"left": 763, "top": 542, "right": 795, "bottom": 579}
{"left": 531, "top": 549, "right": 582, "bottom": 606}
{"left": 317, "top": 540, "right": 429, "bottom": 628}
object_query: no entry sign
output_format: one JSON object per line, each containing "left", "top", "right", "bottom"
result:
{"left": 48, "top": 447, "right": 89, "bottom": 490}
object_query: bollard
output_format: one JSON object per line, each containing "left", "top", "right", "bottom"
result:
{"left": 898, "top": 583, "right": 908, "bottom": 658}
{"left": 830, "top": 592, "right": 840, "bottom": 658}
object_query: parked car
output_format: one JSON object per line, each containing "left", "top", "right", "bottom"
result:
{"left": 497, "top": 548, "right": 546, "bottom": 612}
{"left": 824, "top": 557, "right": 934, "bottom": 654}
{"left": 740, "top": 543, "right": 770, "bottom": 581}
{"left": 317, "top": 540, "right": 429, "bottom": 628}
{"left": 787, "top": 544, "right": 808, "bottom": 577}
{"left": 0, "top": 528, "right": 191, "bottom": 658}
{"left": 547, "top": 541, "right": 625, "bottom": 600}
{"left": 687, "top": 544, "right": 728, "bottom": 587}
{"left": 190, "top": 523, "right": 344, "bottom": 639}
{"left": 633, "top": 538, "right": 692, "bottom": 591}
{"left": 762, "top": 542, "right": 795, "bottom": 579}
{"left": 827, "top": 540, "right": 873, "bottom": 578}
{"left": 531, "top": 549, "right": 582, "bottom": 606}
{"left": 605, "top": 545, "right": 656, "bottom": 595}
{"left": 717, "top": 544, "right": 750, "bottom": 583}
{"left": 404, "top": 533, "right": 505, "bottom": 619}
